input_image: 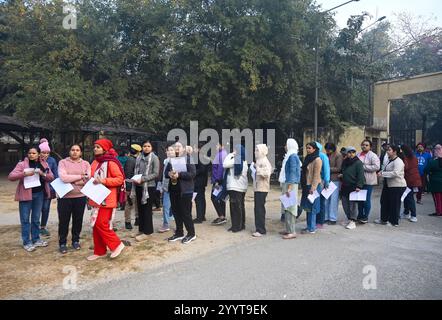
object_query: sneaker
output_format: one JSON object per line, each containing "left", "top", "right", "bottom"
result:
{"left": 327, "top": 221, "right": 337, "bottom": 225}
{"left": 135, "top": 234, "right": 150, "bottom": 242}
{"left": 87, "top": 254, "right": 106, "bottom": 261}
{"left": 125, "top": 222, "right": 133, "bottom": 230}
{"left": 158, "top": 226, "right": 171, "bottom": 233}
{"left": 385, "top": 222, "right": 393, "bottom": 227}
{"left": 409, "top": 216, "right": 418, "bottom": 222}
{"left": 358, "top": 219, "right": 368, "bottom": 224}
{"left": 402, "top": 214, "right": 411, "bottom": 220}
{"left": 168, "top": 234, "right": 185, "bottom": 242}
{"left": 345, "top": 221, "right": 356, "bottom": 230}
{"left": 393, "top": 224, "right": 399, "bottom": 227}
{"left": 23, "top": 244, "right": 36, "bottom": 252}
{"left": 33, "top": 240, "right": 48, "bottom": 247}
{"left": 110, "top": 243, "right": 125, "bottom": 259}
{"left": 282, "top": 233, "right": 297, "bottom": 239}
{"left": 134, "top": 218, "right": 139, "bottom": 226}
{"left": 211, "top": 217, "right": 221, "bottom": 224}
{"left": 193, "top": 218, "right": 203, "bottom": 224}
{"left": 40, "top": 228, "right": 50, "bottom": 237}
{"left": 182, "top": 235, "right": 196, "bottom": 244}
{"left": 213, "top": 218, "right": 227, "bottom": 225}
{"left": 301, "top": 229, "right": 316, "bottom": 235}
{"left": 252, "top": 232, "right": 264, "bottom": 237}
{"left": 59, "top": 245, "right": 68, "bottom": 254}
{"left": 72, "top": 242, "right": 81, "bottom": 250}
{"left": 374, "top": 219, "right": 387, "bottom": 225}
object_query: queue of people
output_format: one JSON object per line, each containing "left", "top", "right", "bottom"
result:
{"left": 7, "top": 137, "right": 441, "bottom": 257}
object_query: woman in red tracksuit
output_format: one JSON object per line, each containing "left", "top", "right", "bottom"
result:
{"left": 87, "top": 139, "right": 125, "bottom": 261}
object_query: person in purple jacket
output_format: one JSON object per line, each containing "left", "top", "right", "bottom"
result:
{"left": 211, "top": 143, "right": 228, "bottom": 225}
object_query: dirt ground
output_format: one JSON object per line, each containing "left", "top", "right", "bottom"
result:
{"left": 0, "top": 176, "right": 287, "bottom": 299}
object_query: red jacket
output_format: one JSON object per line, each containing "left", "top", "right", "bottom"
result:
{"left": 8, "top": 158, "right": 55, "bottom": 201}
{"left": 404, "top": 156, "right": 422, "bottom": 188}
{"left": 88, "top": 160, "right": 124, "bottom": 209}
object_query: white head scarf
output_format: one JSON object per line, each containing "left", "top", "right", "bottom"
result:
{"left": 279, "top": 138, "right": 299, "bottom": 183}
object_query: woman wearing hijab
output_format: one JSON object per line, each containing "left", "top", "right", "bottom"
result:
{"left": 278, "top": 139, "right": 301, "bottom": 239}
{"left": 223, "top": 144, "right": 248, "bottom": 233}
{"left": 251, "top": 144, "right": 273, "bottom": 237}
{"left": 131, "top": 140, "right": 160, "bottom": 242}
{"left": 300, "top": 142, "right": 323, "bottom": 234}
{"left": 8, "top": 146, "right": 54, "bottom": 251}
{"left": 425, "top": 144, "right": 442, "bottom": 217}
{"left": 87, "top": 139, "right": 125, "bottom": 261}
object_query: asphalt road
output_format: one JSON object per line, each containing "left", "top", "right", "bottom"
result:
{"left": 63, "top": 189, "right": 442, "bottom": 300}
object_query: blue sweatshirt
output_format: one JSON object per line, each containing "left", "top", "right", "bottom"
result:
{"left": 415, "top": 151, "right": 432, "bottom": 176}
{"left": 315, "top": 142, "right": 330, "bottom": 186}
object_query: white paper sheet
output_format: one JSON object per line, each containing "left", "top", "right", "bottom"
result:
{"left": 250, "top": 163, "right": 256, "bottom": 182}
{"left": 413, "top": 187, "right": 419, "bottom": 193}
{"left": 212, "top": 187, "right": 222, "bottom": 197}
{"left": 50, "top": 178, "right": 74, "bottom": 198}
{"left": 192, "top": 192, "right": 197, "bottom": 201}
{"left": 307, "top": 190, "right": 320, "bottom": 204}
{"left": 280, "top": 191, "right": 297, "bottom": 209}
{"left": 349, "top": 190, "right": 368, "bottom": 201}
{"left": 170, "top": 157, "right": 187, "bottom": 173}
{"left": 24, "top": 170, "right": 41, "bottom": 189}
{"left": 401, "top": 187, "right": 412, "bottom": 202}
{"left": 80, "top": 178, "right": 111, "bottom": 205}
{"left": 131, "top": 174, "right": 142, "bottom": 183}
{"left": 321, "top": 181, "right": 338, "bottom": 200}
{"left": 156, "top": 181, "right": 163, "bottom": 191}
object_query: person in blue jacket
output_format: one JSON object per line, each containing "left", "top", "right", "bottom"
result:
{"left": 315, "top": 142, "right": 330, "bottom": 229}
{"left": 38, "top": 138, "right": 58, "bottom": 237}
{"left": 415, "top": 142, "right": 432, "bottom": 204}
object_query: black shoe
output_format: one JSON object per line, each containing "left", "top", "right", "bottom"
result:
{"left": 231, "top": 229, "right": 241, "bottom": 233}
{"left": 211, "top": 218, "right": 221, "bottom": 224}
{"left": 125, "top": 222, "right": 133, "bottom": 230}
{"left": 227, "top": 227, "right": 233, "bottom": 232}
{"left": 214, "top": 218, "right": 227, "bottom": 225}
{"left": 72, "top": 242, "right": 81, "bottom": 250}
{"left": 193, "top": 218, "right": 203, "bottom": 224}
{"left": 358, "top": 219, "right": 368, "bottom": 224}
{"left": 168, "top": 234, "right": 185, "bottom": 242}
{"left": 327, "top": 221, "right": 337, "bottom": 225}
{"left": 134, "top": 218, "right": 139, "bottom": 226}
{"left": 59, "top": 244, "right": 68, "bottom": 254}
{"left": 428, "top": 213, "right": 439, "bottom": 216}
{"left": 182, "top": 235, "right": 196, "bottom": 244}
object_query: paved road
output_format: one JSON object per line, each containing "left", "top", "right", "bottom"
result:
{"left": 63, "top": 189, "right": 442, "bottom": 300}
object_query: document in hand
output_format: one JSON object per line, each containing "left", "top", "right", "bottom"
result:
{"left": 192, "top": 192, "right": 197, "bottom": 201}
{"left": 24, "top": 170, "right": 41, "bottom": 189}
{"left": 212, "top": 187, "right": 222, "bottom": 197}
{"left": 280, "top": 191, "right": 297, "bottom": 209}
{"left": 307, "top": 190, "right": 320, "bottom": 204}
{"left": 321, "top": 181, "right": 337, "bottom": 200}
{"left": 401, "top": 187, "right": 412, "bottom": 202}
{"left": 170, "top": 157, "right": 187, "bottom": 173}
{"left": 80, "top": 178, "right": 111, "bottom": 205}
{"left": 250, "top": 163, "right": 256, "bottom": 182}
{"left": 50, "top": 178, "right": 74, "bottom": 198}
{"left": 349, "top": 190, "right": 367, "bottom": 201}
{"left": 131, "top": 174, "right": 142, "bottom": 183}
{"left": 156, "top": 181, "right": 163, "bottom": 191}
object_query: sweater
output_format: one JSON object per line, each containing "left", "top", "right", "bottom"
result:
{"left": 58, "top": 157, "right": 91, "bottom": 198}
{"left": 211, "top": 149, "right": 227, "bottom": 184}
{"left": 424, "top": 159, "right": 442, "bottom": 193}
{"left": 341, "top": 157, "right": 366, "bottom": 196}
{"left": 404, "top": 157, "right": 422, "bottom": 188}
{"left": 164, "top": 155, "right": 196, "bottom": 195}
{"left": 328, "top": 151, "right": 343, "bottom": 181}
{"left": 253, "top": 144, "right": 273, "bottom": 192}
{"left": 316, "top": 143, "right": 330, "bottom": 185}
{"left": 357, "top": 150, "right": 380, "bottom": 186}
{"left": 306, "top": 157, "right": 322, "bottom": 191}
{"left": 382, "top": 157, "right": 407, "bottom": 188}
{"left": 88, "top": 160, "right": 124, "bottom": 209}
{"left": 223, "top": 153, "right": 248, "bottom": 192}
{"left": 415, "top": 151, "right": 432, "bottom": 176}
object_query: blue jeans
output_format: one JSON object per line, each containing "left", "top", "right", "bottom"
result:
{"left": 162, "top": 191, "right": 172, "bottom": 227}
{"left": 41, "top": 198, "right": 51, "bottom": 228}
{"left": 19, "top": 191, "right": 44, "bottom": 245}
{"left": 357, "top": 185, "right": 374, "bottom": 220}
{"left": 403, "top": 191, "right": 417, "bottom": 217}
{"left": 324, "top": 181, "right": 340, "bottom": 222}
{"left": 304, "top": 185, "right": 322, "bottom": 232}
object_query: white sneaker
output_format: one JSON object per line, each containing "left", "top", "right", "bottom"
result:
{"left": 409, "top": 217, "right": 418, "bottom": 222}
{"left": 402, "top": 214, "right": 411, "bottom": 220}
{"left": 252, "top": 232, "right": 264, "bottom": 237}
{"left": 345, "top": 221, "right": 356, "bottom": 230}
{"left": 23, "top": 244, "right": 36, "bottom": 252}
{"left": 33, "top": 240, "right": 48, "bottom": 247}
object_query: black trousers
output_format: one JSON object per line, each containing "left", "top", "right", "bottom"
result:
{"left": 170, "top": 191, "right": 195, "bottom": 236}
{"left": 153, "top": 189, "right": 161, "bottom": 208}
{"left": 229, "top": 190, "right": 246, "bottom": 232}
{"left": 380, "top": 186, "right": 406, "bottom": 225}
{"left": 195, "top": 187, "right": 206, "bottom": 220}
{"left": 57, "top": 197, "right": 87, "bottom": 246}
{"left": 254, "top": 192, "right": 268, "bottom": 234}
{"left": 136, "top": 186, "right": 155, "bottom": 235}
{"left": 211, "top": 185, "right": 226, "bottom": 217}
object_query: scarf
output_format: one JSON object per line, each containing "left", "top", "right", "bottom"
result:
{"left": 279, "top": 139, "right": 299, "bottom": 183}
{"left": 95, "top": 148, "right": 125, "bottom": 179}
{"left": 301, "top": 150, "right": 319, "bottom": 188}
{"left": 131, "top": 152, "right": 153, "bottom": 205}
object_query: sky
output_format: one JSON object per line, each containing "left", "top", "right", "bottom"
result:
{"left": 316, "top": 0, "right": 442, "bottom": 29}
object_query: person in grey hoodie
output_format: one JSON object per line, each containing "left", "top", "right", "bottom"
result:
{"left": 251, "top": 144, "right": 273, "bottom": 237}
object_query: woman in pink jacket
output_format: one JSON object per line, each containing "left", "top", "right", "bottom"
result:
{"left": 8, "top": 146, "right": 54, "bottom": 252}
{"left": 57, "top": 144, "right": 91, "bottom": 254}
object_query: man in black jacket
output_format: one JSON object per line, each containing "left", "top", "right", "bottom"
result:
{"left": 193, "top": 143, "right": 210, "bottom": 223}
{"left": 124, "top": 144, "right": 141, "bottom": 229}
